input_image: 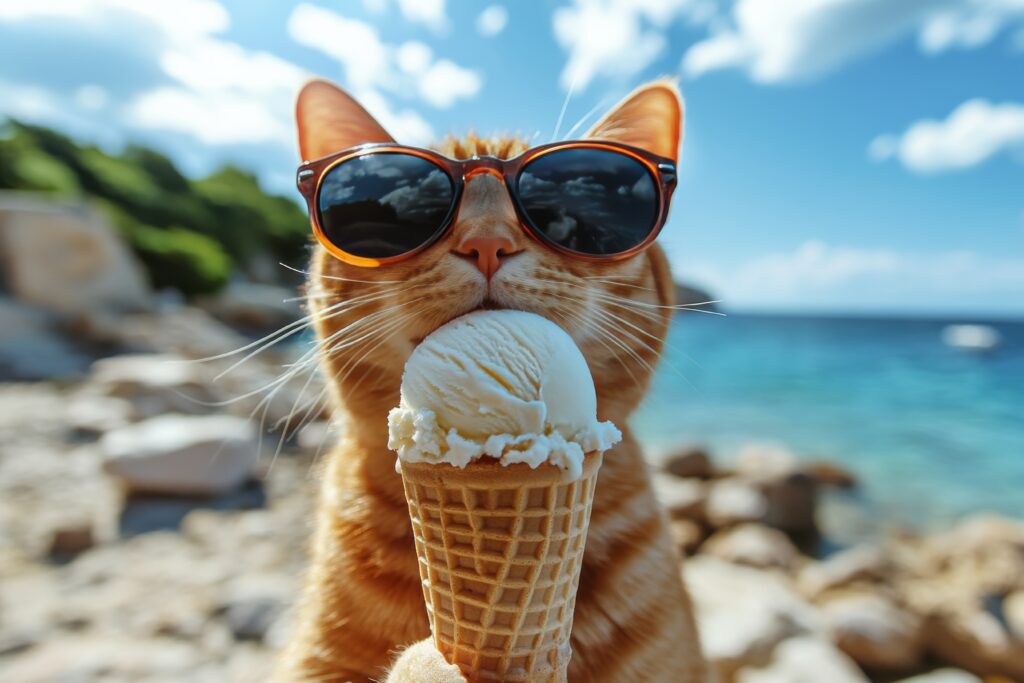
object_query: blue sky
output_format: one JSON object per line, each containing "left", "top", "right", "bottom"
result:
{"left": 1, "top": 0, "right": 1022, "bottom": 316}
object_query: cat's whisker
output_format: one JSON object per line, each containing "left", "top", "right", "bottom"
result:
{"left": 551, "top": 68, "right": 580, "bottom": 142}
{"left": 564, "top": 95, "right": 616, "bottom": 140}
{"left": 280, "top": 262, "right": 405, "bottom": 285}
{"left": 558, "top": 307, "right": 643, "bottom": 387}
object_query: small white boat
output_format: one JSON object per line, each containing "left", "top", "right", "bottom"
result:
{"left": 941, "top": 324, "right": 1001, "bottom": 352}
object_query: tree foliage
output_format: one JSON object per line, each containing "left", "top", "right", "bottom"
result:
{"left": 0, "top": 120, "right": 309, "bottom": 296}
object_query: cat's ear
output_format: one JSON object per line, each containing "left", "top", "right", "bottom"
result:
{"left": 295, "top": 79, "right": 394, "bottom": 161}
{"left": 585, "top": 79, "right": 683, "bottom": 163}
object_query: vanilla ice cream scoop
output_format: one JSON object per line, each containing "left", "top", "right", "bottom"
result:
{"left": 387, "top": 310, "right": 621, "bottom": 479}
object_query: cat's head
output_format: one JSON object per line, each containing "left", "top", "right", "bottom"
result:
{"left": 295, "top": 79, "right": 683, "bottom": 422}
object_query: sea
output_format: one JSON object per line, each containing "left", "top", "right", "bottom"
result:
{"left": 630, "top": 312, "right": 1024, "bottom": 540}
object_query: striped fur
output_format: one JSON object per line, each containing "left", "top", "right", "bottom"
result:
{"left": 277, "top": 80, "right": 706, "bottom": 682}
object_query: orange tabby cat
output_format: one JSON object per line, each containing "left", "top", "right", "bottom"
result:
{"left": 276, "top": 78, "right": 706, "bottom": 683}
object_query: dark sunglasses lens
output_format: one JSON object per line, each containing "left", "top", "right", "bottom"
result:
{"left": 517, "top": 148, "right": 659, "bottom": 255}
{"left": 317, "top": 153, "right": 455, "bottom": 258}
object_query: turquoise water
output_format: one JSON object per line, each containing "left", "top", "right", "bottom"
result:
{"left": 631, "top": 313, "right": 1024, "bottom": 534}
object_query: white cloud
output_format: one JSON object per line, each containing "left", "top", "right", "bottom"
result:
{"left": 870, "top": 99, "right": 1024, "bottom": 172}
{"left": 397, "top": 0, "right": 448, "bottom": 33}
{"left": 0, "top": 0, "right": 308, "bottom": 150}
{"left": 680, "top": 240, "right": 1024, "bottom": 311}
{"left": 476, "top": 5, "right": 508, "bottom": 37}
{"left": 287, "top": 4, "right": 481, "bottom": 116}
{"left": 683, "top": 0, "right": 1024, "bottom": 83}
{"left": 0, "top": 0, "right": 229, "bottom": 36}
{"left": 919, "top": 0, "right": 1024, "bottom": 52}
{"left": 552, "top": 0, "right": 709, "bottom": 90}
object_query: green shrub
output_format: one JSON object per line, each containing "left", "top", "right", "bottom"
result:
{"left": 129, "top": 224, "right": 233, "bottom": 296}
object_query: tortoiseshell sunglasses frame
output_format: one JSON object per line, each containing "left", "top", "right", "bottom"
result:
{"left": 296, "top": 140, "right": 677, "bottom": 268}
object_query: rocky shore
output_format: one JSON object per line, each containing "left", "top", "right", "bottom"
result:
{"left": 2, "top": 303, "right": 1022, "bottom": 682}
{"left": 1, "top": 199, "right": 1022, "bottom": 682}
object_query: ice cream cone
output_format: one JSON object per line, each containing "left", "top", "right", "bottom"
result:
{"left": 400, "top": 452, "right": 603, "bottom": 683}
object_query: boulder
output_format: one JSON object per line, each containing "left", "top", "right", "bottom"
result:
{"left": 219, "top": 575, "right": 292, "bottom": 643}
{"left": 922, "top": 607, "right": 1024, "bottom": 680}
{"left": 662, "top": 446, "right": 713, "bottom": 479}
{"left": 45, "top": 522, "right": 96, "bottom": 560}
{"left": 0, "top": 196, "right": 151, "bottom": 315}
{"left": 683, "top": 556, "right": 821, "bottom": 681}
{"left": 706, "top": 480, "right": 768, "bottom": 528}
{"left": 736, "top": 636, "right": 869, "bottom": 683}
{"left": 198, "top": 281, "right": 301, "bottom": 331}
{"left": 101, "top": 414, "right": 259, "bottom": 495}
{"left": 798, "top": 545, "right": 889, "bottom": 598}
{"left": 651, "top": 473, "right": 706, "bottom": 519}
{"left": 90, "top": 354, "right": 216, "bottom": 418}
{"left": 1004, "top": 590, "right": 1024, "bottom": 640}
{"left": 819, "top": 591, "right": 924, "bottom": 670}
{"left": 804, "top": 460, "right": 858, "bottom": 489}
{"left": 895, "top": 669, "right": 982, "bottom": 683}
{"left": 702, "top": 524, "right": 800, "bottom": 571}
{"left": 735, "top": 443, "right": 818, "bottom": 535}
{"left": 0, "top": 297, "right": 92, "bottom": 380}
{"left": 669, "top": 519, "right": 705, "bottom": 555}
{"left": 66, "top": 394, "right": 134, "bottom": 436}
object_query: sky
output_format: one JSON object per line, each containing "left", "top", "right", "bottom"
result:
{"left": 0, "top": 0, "right": 1022, "bottom": 316}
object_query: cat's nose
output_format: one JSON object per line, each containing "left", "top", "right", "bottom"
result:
{"left": 454, "top": 235, "right": 519, "bottom": 280}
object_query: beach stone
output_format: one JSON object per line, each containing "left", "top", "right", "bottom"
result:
{"left": 198, "top": 281, "right": 300, "bottom": 331}
{"left": 805, "top": 460, "right": 858, "bottom": 489}
{"left": 663, "top": 446, "right": 713, "bottom": 479}
{"left": 736, "top": 636, "right": 869, "bottom": 683}
{"left": 759, "top": 471, "right": 818, "bottom": 536}
{"left": 895, "top": 669, "right": 982, "bottom": 683}
{"left": 1004, "top": 590, "right": 1024, "bottom": 640}
{"left": 90, "top": 354, "right": 216, "bottom": 418}
{"left": 683, "top": 556, "right": 821, "bottom": 681}
{"left": 652, "top": 473, "right": 706, "bottom": 519}
{"left": 220, "top": 575, "right": 292, "bottom": 643}
{"left": 101, "top": 414, "right": 258, "bottom": 495}
{"left": 669, "top": 519, "right": 705, "bottom": 555}
{"left": 706, "top": 480, "right": 768, "bottom": 528}
{"left": 46, "top": 522, "right": 96, "bottom": 560}
{"left": 66, "top": 393, "right": 135, "bottom": 436}
{"left": 734, "top": 443, "right": 818, "bottom": 535}
{"left": 820, "top": 591, "right": 924, "bottom": 671}
{"left": 0, "top": 297, "right": 92, "bottom": 380}
{"left": 702, "top": 524, "right": 800, "bottom": 571}
{"left": 922, "top": 607, "right": 1024, "bottom": 680}
{"left": 735, "top": 443, "right": 800, "bottom": 478}
{"left": 0, "top": 196, "right": 151, "bottom": 315}
{"left": 798, "top": 545, "right": 889, "bottom": 598}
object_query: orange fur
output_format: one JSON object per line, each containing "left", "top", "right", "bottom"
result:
{"left": 276, "top": 80, "right": 706, "bottom": 683}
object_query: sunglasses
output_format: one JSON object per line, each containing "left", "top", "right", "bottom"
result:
{"left": 297, "top": 140, "right": 677, "bottom": 267}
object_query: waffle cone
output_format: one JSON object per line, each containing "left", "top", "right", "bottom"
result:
{"left": 400, "top": 452, "right": 602, "bottom": 683}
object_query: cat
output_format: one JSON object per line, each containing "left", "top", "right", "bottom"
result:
{"left": 275, "top": 78, "right": 707, "bottom": 683}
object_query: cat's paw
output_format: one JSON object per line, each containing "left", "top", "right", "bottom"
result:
{"left": 385, "top": 639, "right": 467, "bottom": 683}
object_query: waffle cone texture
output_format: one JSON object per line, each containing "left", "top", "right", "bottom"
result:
{"left": 400, "top": 453, "right": 603, "bottom": 683}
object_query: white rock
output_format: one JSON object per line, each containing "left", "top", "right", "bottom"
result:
{"left": 101, "top": 414, "right": 258, "bottom": 495}
{"left": 702, "top": 523, "right": 800, "bottom": 570}
{"left": 683, "top": 556, "right": 821, "bottom": 679}
{"left": 91, "top": 354, "right": 215, "bottom": 418}
{"left": 895, "top": 669, "right": 982, "bottom": 683}
{"left": 735, "top": 442, "right": 800, "bottom": 478}
{"left": 1005, "top": 590, "right": 1024, "bottom": 641}
{"left": 736, "top": 636, "right": 869, "bottom": 683}
{"left": 652, "top": 473, "right": 706, "bottom": 519}
{"left": 0, "top": 197, "right": 150, "bottom": 315}
{"left": 798, "top": 545, "right": 888, "bottom": 598}
{"left": 706, "top": 480, "right": 768, "bottom": 528}
{"left": 820, "top": 591, "right": 923, "bottom": 670}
